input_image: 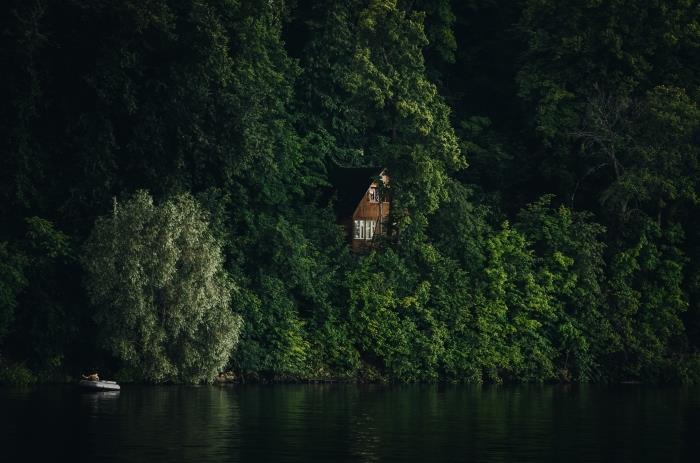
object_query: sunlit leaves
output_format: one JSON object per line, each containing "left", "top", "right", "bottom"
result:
{"left": 83, "top": 191, "right": 241, "bottom": 383}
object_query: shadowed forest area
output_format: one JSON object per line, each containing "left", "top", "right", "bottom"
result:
{"left": 2, "top": 0, "right": 700, "bottom": 384}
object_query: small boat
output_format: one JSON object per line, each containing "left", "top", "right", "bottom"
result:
{"left": 78, "top": 379, "right": 121, "bottom": 391}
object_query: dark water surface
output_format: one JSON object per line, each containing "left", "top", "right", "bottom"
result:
{"left": 1, "top": 384, "right": 699, "bottom": 462}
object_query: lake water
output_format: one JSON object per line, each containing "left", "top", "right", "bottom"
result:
{"left": 1, "top": 384, "right": 699, "bottom": 462}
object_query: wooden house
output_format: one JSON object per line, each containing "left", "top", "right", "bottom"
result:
{"left": 328, "top": 167, "right": 390, "bottom": 253}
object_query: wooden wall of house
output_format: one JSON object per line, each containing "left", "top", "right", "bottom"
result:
{"left": 351, "top": 176, "right": 390, "bottom": 253}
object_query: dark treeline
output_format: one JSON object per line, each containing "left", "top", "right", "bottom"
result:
{"left": 1, "top": 0, "right": 700, "bottom": 384}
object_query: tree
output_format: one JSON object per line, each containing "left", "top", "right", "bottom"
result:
{"left": 299, "top": 0, "right": 464, "bottom": 244}
{"left": 516, "top": 0, "right": 700, "bottom": 213}
{"left": 0, "top": 242, "right": 27, "bottom": 344}
{"left": 346, "top": 249, "right": 447, "bottom": 381}
{"left": 515, "top": 196, "right": 612, "bottom": 381}
{"left": 11, "top": 217, "right": 78, "bottom": 373}
{"left": 605, "top": 220, "right": 688, "bottom": 380}
{"left": 83, "top": 191, "right": 241, "bottom": 383}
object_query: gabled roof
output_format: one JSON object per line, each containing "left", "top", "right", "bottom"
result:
{"left": 326, "top": 165, "right": 382, "bottom": 219}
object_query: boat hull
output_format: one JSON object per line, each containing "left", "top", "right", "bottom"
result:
{"left": 79, "top": 380, "right": 121, "bottom": 391}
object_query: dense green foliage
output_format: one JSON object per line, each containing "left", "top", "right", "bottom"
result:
{"left": 83, "top": 191, "right": 241, "bottom": 383}
{"left": 1, "top": 0, "right": 699, "bottom": 383}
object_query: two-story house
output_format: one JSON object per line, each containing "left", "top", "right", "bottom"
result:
{"left": 327, "top": 166, "right": 390, "bottom": 253}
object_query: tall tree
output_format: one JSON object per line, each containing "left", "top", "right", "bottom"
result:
{"left": 83, "top": 191, "right": 241, "bottom": 383}
{"left": 299, "top": 0, "right": 465, "bottom": 243}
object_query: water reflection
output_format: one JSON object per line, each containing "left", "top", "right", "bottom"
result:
{"left": 112, "top": 386, "right": 239, "bottom": 462}
{"left": 1, "top": 384, "right": 698, "bottom": 462}
{"left": 80, "top": 390, "right": 120, "bottom": 415}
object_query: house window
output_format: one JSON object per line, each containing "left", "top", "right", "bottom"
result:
{"left": 368, "top": 220, "right": 376, "bottom": 239}
{"left": 368, "top": 187, "right": 379, "bottom": 203}
{"left": 353, "top": 219, "right": 377, "bottom": 240}
{"left": 353, "top": 220, "right": 364, "bottom": 240}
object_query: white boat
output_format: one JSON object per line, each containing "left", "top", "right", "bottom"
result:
{"left": 78, "top": 379, "right": 121, "bottom": 391}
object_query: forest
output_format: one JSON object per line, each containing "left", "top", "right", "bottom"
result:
{"left": 1, "top": 0, "right": 700, "bottom": 384}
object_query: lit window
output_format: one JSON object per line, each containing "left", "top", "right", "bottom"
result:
{"left": 368, "top": 187, "right": 379, "bottom": 203}
{"left": 354, "top": 220, "right": 377, "bottom": 240}
{"left": 368, "top": 220, "right": 376, "bottom": 239}
{"left": 354, "top": 220, "right": 364, "bottom": 240}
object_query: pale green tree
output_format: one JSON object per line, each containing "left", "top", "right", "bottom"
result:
{"left": 83, "top": 190, "right": 241, "bottom": 383}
